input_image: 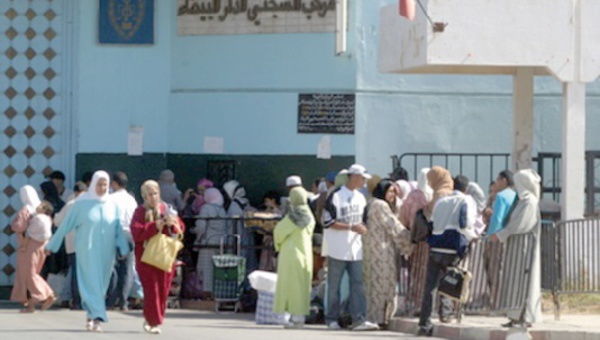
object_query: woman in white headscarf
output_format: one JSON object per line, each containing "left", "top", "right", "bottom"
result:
{"left": 399, "top": 168, "right": 433, "bottom": 229}
{"left": 223, "top": 179, "right": 257, "bottom": 262}
{"left": 10, "top": 185, "right": 56, "bottom": 312}
{"left": 193, "top": 188, "right": 228, "bottom": 294}
{"left": 46, "top": 171, "right": 130, "bottom": 332}
{"left": 491, "top": 169, "right": 542, "bottom": 327}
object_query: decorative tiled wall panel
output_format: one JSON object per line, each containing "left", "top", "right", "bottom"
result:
{"left": 0, "top": 0, "right": 68, "bottom": 287}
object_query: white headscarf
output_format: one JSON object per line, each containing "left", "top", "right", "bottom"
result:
{"left": 223, "top": 180, "right": 246, "bottom": 200}
{"left": 396, "top": 180, "right": 413, "bottom": 201}
{"left": 20, "top": 185, "right": 41, "bottom": 213}
{"left": 204, "top": 187, "right": 224, "bottom": 207}
{"left": 466, "top": 182, "right": 487, "bottom": 213}
{"left": 80, "top": 170, "right": 111, "bottom": 202}
{"left": 417, "top": 167, "right": 433, "bottom": 202}
{"left": 513, "top": 169, "right": 541, "bottom": 201}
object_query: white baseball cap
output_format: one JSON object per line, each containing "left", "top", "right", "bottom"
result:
{"left": 286, "top": 175, "right": 302, "bottom": 187}
{"left": 347, "top": 164, "right": 372, "bottom": 179}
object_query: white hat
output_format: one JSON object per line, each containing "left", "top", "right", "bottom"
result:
{"left": 347, "top": 164, "right": 372, "bottom": 179}
{"left": 286, "top": 175, "right": 302, "bottom": 187}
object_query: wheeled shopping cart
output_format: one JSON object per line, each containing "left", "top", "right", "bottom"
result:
{"left": 212, "top": 234, "right": 246, "bottom": 313}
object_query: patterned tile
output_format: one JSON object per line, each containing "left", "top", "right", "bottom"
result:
{"left": 3, "top": 225, "right": 13, "bottom": 236}
{"left": 24, "top": 107, "right": 35, "bottom": 119}
{"left": 5, "top": 87, "right": 16, "bottom": 99}
{"left": 3, "top": 186, "right": 16, "bottom": 198}
{"left": 4, "top": 67, "right": 16, "bottom": 79}
{"left": 25, "top": 9, "right": 36, "bottom": 21}
{"left": 43, "top": 108, "right": 55, "bottom": 119}
{"left": 2, "top": 205, "right": 15, "bottom": 217}
{"left": 44, "top": 9, "right": 56, "bottom": 21}
{"left": 43, "top": 68, "right": 56, "bottom": 80}
{"left": 2, "top": 264, "right": 15, "bottom": 277}
{"left": 43, "top": 27, "right": 56, "bottom": 40}
{"left": 3, "top": 146, "right": 16, "bottom": 158}
{"left": 3, "top": 165, "right": 16, "bottom": 178}
{"left": 25, "top": 67, "right": 36, "bottom": 80}
{"left": 5, "top": 46, "right": 17, "bottom": 59}
{"left": 43, "top": 88, "right": 55, "bottom": 100}
{"left": 25, "top": 27, "right": 36, "bottom": 40}
{"left": 24, "top": 146, "right": 35, "bottom": 158}
{"left": 42, "top": 166, "right": 53, "bottom": 177}
{"left": 3, "top": 126, "right": 16, "bottom": 138}
{"left": 2, "top": 243, "right": 15, "bottom": 257}
{"left": 4, "top": 27, "right": 17, "bottom": 40}
{"left": 4, "top": 8, "right": 18, "bottom": 20}
{"left": 4, "top": 107, "right": 17, "bottom": 119}
{"left": 43, "top": 48, "right": 56, "bottom": 60}
{"left": 23, "top": 165, "right": 35, "bottom": 178}
{"left": 43, "top": 126, "right": 54, "bottom": 138}
{"left": 24, "top": 126, "right": 35, "bottom": 138}
{"left": 42, "top": 146, "right": 54, "bottom": 159}
{"left": 25, "top": 47, "right": 36, "bottom": 59}
{"left": 24, "top": 87, "right": 36, "bottom": 100}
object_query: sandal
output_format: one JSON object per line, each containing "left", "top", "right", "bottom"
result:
{"left": 41, "top": 296, "right": 57, "bottom": 311}
{"left": 19, "top": 306, "right": 35, "bottom": 313}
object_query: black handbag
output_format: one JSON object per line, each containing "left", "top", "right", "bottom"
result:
{"left": 438, "top": 266, "right": 472, "bottom": 303}
{"left": 411, "top": 209, "right": 433, "bottom": 243}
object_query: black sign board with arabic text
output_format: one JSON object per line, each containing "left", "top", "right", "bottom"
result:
{"left": 297, "top": 94, "right": 355, "bottom": 134}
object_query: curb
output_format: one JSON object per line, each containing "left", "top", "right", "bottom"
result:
{"left": 389, "top": 318, "right": 600, "bottom": 340}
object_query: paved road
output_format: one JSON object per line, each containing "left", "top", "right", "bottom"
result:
{"left": 0, "top": 302, "right": 447, "bottom": 340}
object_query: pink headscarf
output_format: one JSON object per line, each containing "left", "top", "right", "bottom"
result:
{"left": 396, "top": 180, "right": 413, "bottom": 201}
{"left": 191, "top": 178, "right": 215, "bottom": 215}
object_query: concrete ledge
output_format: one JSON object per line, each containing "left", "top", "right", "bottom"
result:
{"left": 390, "top": 317, "right": 600, "bottom": 340}
{"left": 180, "top": 299, "right": 216, "bottom": 311}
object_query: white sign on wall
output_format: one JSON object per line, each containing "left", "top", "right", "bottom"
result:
{"left": 178, "top": 0, "right": 337, "bottom": 35}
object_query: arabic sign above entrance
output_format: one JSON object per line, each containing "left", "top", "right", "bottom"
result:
{"left": 177, "top": 0, "right": 337, "bottom": 35}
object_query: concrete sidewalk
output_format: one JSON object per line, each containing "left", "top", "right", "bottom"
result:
{"left": 390, "top": 314, "right": 600, "bottom": 340}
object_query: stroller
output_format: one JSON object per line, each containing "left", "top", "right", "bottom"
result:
{"left": 213, "top": 235, "right": 246, "bottom": 313}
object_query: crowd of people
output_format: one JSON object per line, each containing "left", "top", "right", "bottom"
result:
{"left": 7, "top": 163, "right": 542, "bottom": 336}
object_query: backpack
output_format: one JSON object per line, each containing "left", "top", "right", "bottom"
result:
{"left": 411, "top": 208, "right": 433, "bottom": 243}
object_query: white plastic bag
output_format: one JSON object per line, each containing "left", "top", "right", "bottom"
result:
{"left": 248, "top": 270, "right": 277, "bottom": 293}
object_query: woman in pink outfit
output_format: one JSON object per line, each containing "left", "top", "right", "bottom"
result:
{"left": 10, "top": 185, "right": 56, "bottom": 313}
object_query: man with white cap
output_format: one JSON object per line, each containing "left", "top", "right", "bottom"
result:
{"left": 321, "top": 164, "right": 379, "bottom": 331}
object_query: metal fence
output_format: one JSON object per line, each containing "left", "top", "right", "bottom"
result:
{"left": 548, "top": 218, "right": 600, "bottom": 319}
{"left": 392, "top": 153, "right": 511, "bottom": 191}
{"left": 398, "top": 231, "right": 537, "bottom": 323}
{"left": 392, "top": 151, "right": 600, "bottom": 216}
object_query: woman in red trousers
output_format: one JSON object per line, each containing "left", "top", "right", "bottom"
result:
{"left": 131, "top": 180, "right": 185, "bottom": 334}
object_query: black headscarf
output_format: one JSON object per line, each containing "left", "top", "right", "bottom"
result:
{"left": 372, "top": 178, "right": 395, "bottom": 202}
{"left": 40, "top": 181, "right": 65, "bottom": 214}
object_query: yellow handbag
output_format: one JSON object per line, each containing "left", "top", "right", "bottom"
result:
{"left": 141, "top": 226, "right": 184, "bottom": 273}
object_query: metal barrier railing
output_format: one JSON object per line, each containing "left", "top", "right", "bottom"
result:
{"left": 551, "top": 218, "right": 600, "bottom": 319}
{"left": 392, "top": 153, "right": 511, "bottom": 190}
{"left": 398, "top": 231, "right": 537, "bottom": 322}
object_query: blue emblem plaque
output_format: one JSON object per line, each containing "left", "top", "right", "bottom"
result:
{"left": 99, "top": 0, "right": 154, "bottom": 44}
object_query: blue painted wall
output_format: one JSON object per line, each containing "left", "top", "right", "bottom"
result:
{"left": 73, "top": 0, "right": 600, "bottom": 178}
{"left": 75, "top": 0, "right": 172, "bottom": 153}
{"left": 75, "top": 1, "right": 358, "bottom": 157}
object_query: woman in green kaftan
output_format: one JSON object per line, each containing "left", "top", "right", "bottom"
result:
{"left": 273, "top": 187, "right": 315, "bottom": 329}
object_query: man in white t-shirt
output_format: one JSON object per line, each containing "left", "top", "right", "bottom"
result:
{"left": 106, "top": 171, "right": 139, "bottom": 311}
{"left": 321, "top": 164, "right": 379, "bottom": 331}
